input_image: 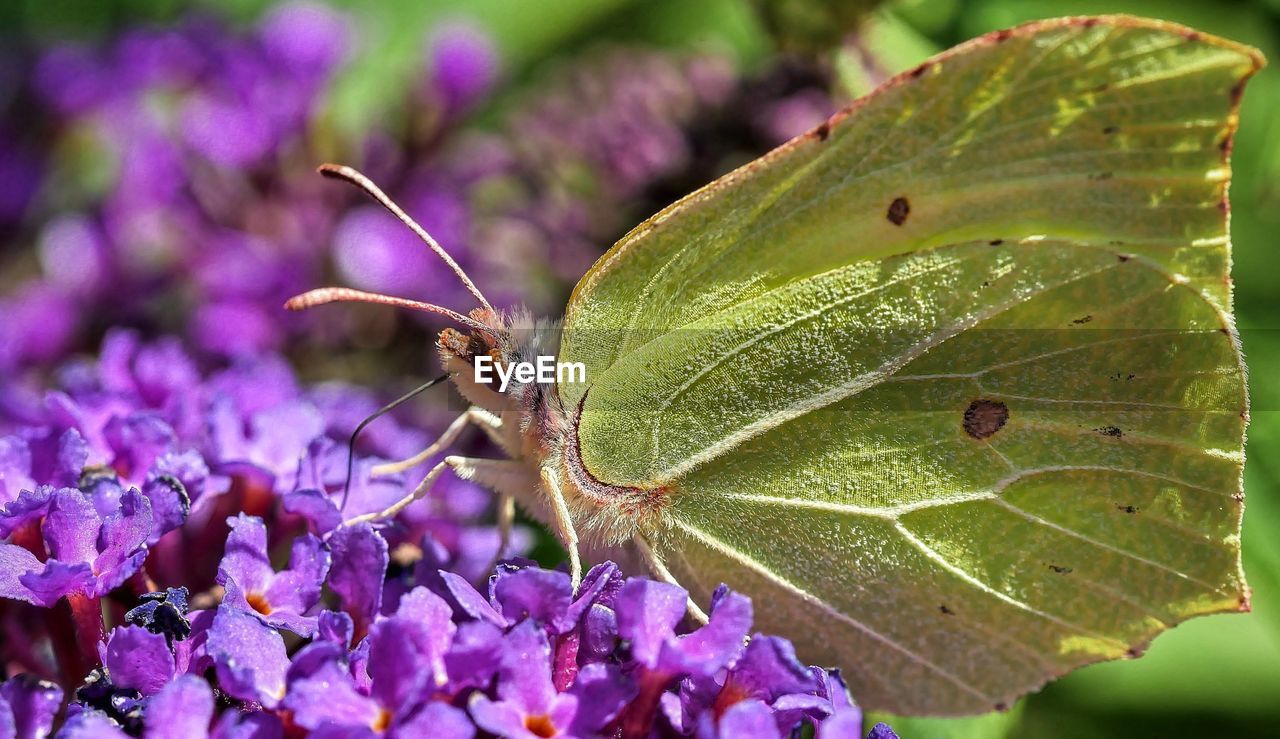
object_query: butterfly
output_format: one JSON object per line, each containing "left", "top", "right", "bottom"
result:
{"left": 289, "top": 16, "right": 1262, "bottom": 716}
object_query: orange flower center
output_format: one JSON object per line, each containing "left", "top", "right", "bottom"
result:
{"left": 524, "top": 714, "right": 557, "bottom": 737}
{"left": 245, "top": 592, "right": 273, "bottom": 615}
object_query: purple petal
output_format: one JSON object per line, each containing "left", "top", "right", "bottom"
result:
{"left": 717, "top": 699, "right": 781, "bottom": 739}
{"left": 393, "top": 586, "right": 456, "bottom": 656}
{"left": 209, "top": 709, "right": 284, "bottom": 739}
{"left": 144, "top": 675, "right": 213, "bottom": 739}
{"left": 139, "top": 476, "right": 190, "bottom": 543}
{"left": 17, "top": 559, "right": 95, "bottom": 605}
{"left": 59, "top": 710, "right": 131, "bottom": 739}
{"left": 217, "top": 514, "right": 273, "bottom": 593}
{"left": 467, "top": 695, "right": 528, "bottom": 739}
{"left": 491, "top": 566, "right": 573, "bottom": 632}
{"left": 439, "top": 570, "right": 505, "bottom": 627}
{"left": 327, "top": 523, "right": 387, "bottom": 630}
{"left": 282, "top": 659, "right": 379, "bottom": 732}
{"left": 866, "top": 722, "right": 900, "bottom": 739}
{"left": 427, "top": 22, "right": 498, "bottom": 112}
{"left": 40, "top": 488, "right": 99, "bottom": 564}
{"left": 317, "top": 610, "right": 354, "bottom": 647}
{"left": 0, "top": 486, "right": 54, "bottom": 538}
{"left": 281, "top": 488, "right": 341, "bottom": 535}
{"left": 367, "top": 618, "right": 435, "bottom": 717}
{"left": 566, "top": 662, "right": 636, "bottom": 735}
{"left": 103, "top": 413, "right": 176, "bottom": 482}
{"left": 496, "top": 620, "right": 555, "bottom": 714}
{"left": 817, "top": 711, "right": 863, "bottom": 739}
{"left": 615, "top": 579, "right": 685, "bottom": 668}
{"left": 206, "top": 607, "right": 288, "bottom": 708}
{"left": 0, "top": 674, "right": 62, "bottom": 739}
{"left": 150, "top": 451, "right": 220, "bottom": 508}
{"left": 261, "top": 533, "right": 329, "bottom": 614}
{"left": 443, "top": 621, "right": 503, "bottom": 692}
{"left": 0, "top": 436, "right": 35, "bottom": 504}
{"left": 390, "top": 701, "right": 474, "bottom": 739}
{"left": 661, "top": 590, "right": 752, "bottom": 677}
{"left": 580, "top": 603, "right": 618, "bottom": 660}
{"left": 0, "top": 545, "right": 47, "bottom": 605}
{"left": 105, "top": 625, "right": 175, "bottom": 696}
{"left": 727, "top": 636, "right": 818, "bottom": 703}
{"left": 258, "top": 1, "right": 350, "bottom": 81}
{"left": 93, "top": 488, "right": 153, "bottom": 589}
{"left": 770, "top": 693, "right": 831, "bottom": 731}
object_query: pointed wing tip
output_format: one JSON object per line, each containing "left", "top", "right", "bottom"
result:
{"left": 966, "top": 15, "right": 1265, "bottom": 72}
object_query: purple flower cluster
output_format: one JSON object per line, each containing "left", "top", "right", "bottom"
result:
{"left": 0, "top": 333, "right": 894, "bottom": 736}
{"left": 0, "top": 4, "right": 888, "bottom": 736}
{"left": 0, "top": 3, "right": 505, "bottom": 370}
{"left": 0, "top": 1, "right": 838, "bottom": 382}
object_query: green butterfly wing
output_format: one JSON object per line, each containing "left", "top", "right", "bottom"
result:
{"left": 558, "top": 16, "right": 1260, "bottom": 715}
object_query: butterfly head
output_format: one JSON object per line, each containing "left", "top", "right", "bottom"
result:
{"left": 436, "top": 307, "right": 567, "bottom": 414}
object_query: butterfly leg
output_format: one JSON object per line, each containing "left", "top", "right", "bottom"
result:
{"left": 634, "top": 534, "right": 710, "bottom": 624}
{"left": 344, "top": 455, "right": 500, "bottom": 526}
{"left": 540, "top": 467, "right": 583, "bottom": 590}
{"left": 372, "top": 406, "right": 509, "bottom": 476}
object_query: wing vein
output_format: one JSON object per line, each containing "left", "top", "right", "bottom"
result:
{"left": 669, "top": 518, "right": 995, "bottom": 702}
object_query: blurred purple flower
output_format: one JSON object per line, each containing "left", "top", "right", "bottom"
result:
{"left": 144, "top": 675, "right": 215, "bottom": 738}
{"left": 0, "top": 674, "right": 62, "bottom": 739}
{"left": 427, "top": 22, "right": 500, "bottom": 114}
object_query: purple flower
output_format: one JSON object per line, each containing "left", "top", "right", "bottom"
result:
{"left": 101, "top": 625, "right": 175, "bottom": 696}
{"left": 284, "top": 588, "right": 472, "bottom": 737}
{"left": 144, "top": 675, "right": 215, "bottom": 738}
{"left": 469, "top": 620, "right": 634, "bottom": 738}
{"left": 59, "top": 709, "right": 132, "bottom": 739}
{"left": 258, "top": 1, "right": 351, "bottom": 83}
{"left": 0, "top": 675, "right": 62, "bottom": 739}
{"left": 327, "top": 522, "right": 388, "bottom": 637}
{"left": 426, "top": 22, "right": 499, "bottom": 114}
{"left": 217, "top": 514, "right": 329, "bottom": 636}
{"left": 617, "top": 580, "right": 751, "bottom": 678}
{"left": 0, "top": 486, "right": 151, "bottom": 606}
{"left": 204, "top": 605, "right": 289, "bottom": 708}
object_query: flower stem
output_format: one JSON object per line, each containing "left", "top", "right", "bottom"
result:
{"left": 620, "top": 670, "right": 672, "bottom": 739}
{"left": 49, "top": 596, "right": 99, "bottom": 687}
{"left": 67, "top": 593, "right": 105, "bottom": 660}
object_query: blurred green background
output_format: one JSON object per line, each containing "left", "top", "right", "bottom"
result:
{"left": 2, "top": 0, "right": 1277, "bottom": 736}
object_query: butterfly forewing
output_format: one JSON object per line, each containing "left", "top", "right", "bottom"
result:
{"left": 558, "top": 17, "right": 1258, "bottom": 715}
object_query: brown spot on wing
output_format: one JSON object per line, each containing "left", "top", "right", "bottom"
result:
{"left": 886, "top": 197, "right": 910, "bottom": 226}
{"left": 963, "top": 399, "right": 1008, "bottom": 439}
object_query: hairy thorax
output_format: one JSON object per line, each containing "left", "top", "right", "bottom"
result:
{"left": 436, "top": 309, "right": 672, "bottom": 548}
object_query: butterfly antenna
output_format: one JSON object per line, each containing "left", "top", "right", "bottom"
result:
{"left": 340, "top": 372, "right": 451, "bottom": 512}
{"left": 285, "top": 287, "right": 498, "bottom": 338}
{"left": 318, "top": 163, "right": 494, "bottom": 313}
